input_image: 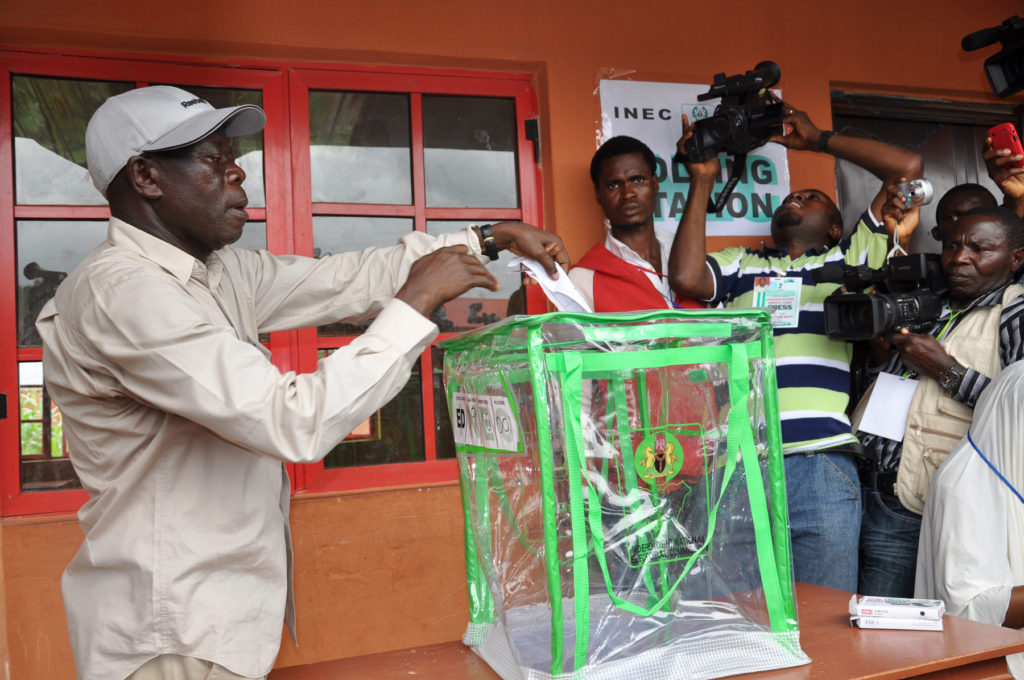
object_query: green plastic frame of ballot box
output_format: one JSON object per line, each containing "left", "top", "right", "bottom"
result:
{"left": 441, "top": 309, "right": 797, "bottom": 676}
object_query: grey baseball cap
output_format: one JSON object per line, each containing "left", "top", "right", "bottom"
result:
{"left": 85, "top": 85, "right": 266, "bottom": 197}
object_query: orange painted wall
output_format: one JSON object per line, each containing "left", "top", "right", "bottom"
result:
{"left": 1, "top": 0, "right": 1023, "bottom": 677}
{"left": 2, "top": 487, "right": 471, "bottom": 679}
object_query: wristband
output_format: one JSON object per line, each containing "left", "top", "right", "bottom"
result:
{"left": 478, "top": 224, "right": 499, "bottom": 261}
{"left": 818, "top": 130, "right": 835, "bottom": 152}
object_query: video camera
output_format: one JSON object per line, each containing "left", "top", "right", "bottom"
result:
{"left": 816, "top": 253, "right": 946, "bottom": 341}
{"left": 676, "top": 61, "right": 784, "bottom": 214}
{"left": 962, "top": 15, "right": 1024, "bottom": 98}
{"left": 683, "top": 61, "right": 785, "bottom": 163}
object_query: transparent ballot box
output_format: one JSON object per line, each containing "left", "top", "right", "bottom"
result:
{"left": 441, "top": 310, "right": 808, "bottom": 680}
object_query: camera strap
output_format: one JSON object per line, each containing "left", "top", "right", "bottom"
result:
{"left": 707, "top": 153, "right": 746, "bottom": 214}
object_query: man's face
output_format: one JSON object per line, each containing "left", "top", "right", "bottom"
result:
{"left": 770, "top": 188, "right": 841, "bottom": 247}
{"left": 941, "top": 214, "right": 1023, "bottom": 304}
{"left": 150, "top": 131, "right": 249, "bottom": 259}
{"left": 931, "top": 190, "right": 995, "bottom": 243}
{"left": 594, "top": 152, "right": 658, "bottom": 232}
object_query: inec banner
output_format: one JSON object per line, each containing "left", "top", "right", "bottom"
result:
{"left": 599, "top": 78, "right": 791, "bottom": 237}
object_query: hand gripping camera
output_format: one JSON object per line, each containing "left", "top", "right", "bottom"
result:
{"left": 676, "top": 61, "right": 785, "bottom": 213}
{"left": 817, "top": 253, "right": 946, "bottom": 341}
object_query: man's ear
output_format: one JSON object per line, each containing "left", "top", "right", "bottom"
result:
{"left": 1011, "top": 246, "right": 1024, "bottom": 274}
{"left": 126, "top": 156, "right": 163, "bottom": 200}
{"left": 827, "top": 222, "right": 844, "bottom": 245}
{"left": 931, "top": 226, "right": 941, "bottom": 242}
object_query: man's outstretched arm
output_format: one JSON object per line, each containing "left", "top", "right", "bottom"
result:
{"left": 769, "top": 100, "right": 924, "bottom": 221}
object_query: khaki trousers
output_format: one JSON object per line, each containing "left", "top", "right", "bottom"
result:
{"left": 128, "top": 654, "right": 267, "bottom": 680}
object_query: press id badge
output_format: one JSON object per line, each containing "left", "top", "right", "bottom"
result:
{"left": 753, "top": 276, "right": 801, "bottom": 328}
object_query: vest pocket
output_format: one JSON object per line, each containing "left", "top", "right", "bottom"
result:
{"left": 901, "top": 413, "right": 968, "bottom": 512}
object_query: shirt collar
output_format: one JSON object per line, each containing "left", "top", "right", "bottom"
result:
{"left": 755, "top": 241, "right": 830, "bottom": 259}
{"left": 603, "top": 227, "right": 672, "bottom": 273}
{"left": 107, "top": 217, "right": 201, "bottom": 285}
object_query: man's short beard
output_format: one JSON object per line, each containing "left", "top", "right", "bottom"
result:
{"left": 772, "top": 211, "right": 802, "bottom": 232}
{"left": 610, "top": 218, "right": 650, "bottom": 232}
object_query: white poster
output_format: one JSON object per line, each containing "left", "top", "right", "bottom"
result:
{"left": 599, "top": 79, "right": 791, "bottom": 237}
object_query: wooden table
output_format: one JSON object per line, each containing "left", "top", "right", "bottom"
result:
{"left": 271, "top": 583, "right": 1024, "bottom": 679}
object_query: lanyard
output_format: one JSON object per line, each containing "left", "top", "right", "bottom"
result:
{"left": 630, "top": 264, "right": 686, "bottom": 309}
{"left": 935, "top": 308, "right": 962, "bottom": 342}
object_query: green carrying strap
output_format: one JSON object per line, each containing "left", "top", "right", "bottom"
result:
{"left": 549, "top": 341, "right": 790, "bottom": 673}
{"left": 457, "top": 458, "right": 490, "bottom": 624}
{"left": 608, "top": 374, "right": 664, "bottom": 609}
{"left": 726, "top": 342, "right": 787, "bottom": 628}
{"left": 527, "top": 326, "right": 566, "bottom": 675}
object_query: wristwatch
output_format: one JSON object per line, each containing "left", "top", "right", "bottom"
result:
{"left": 938, "top": 362, "right": 967, "bottom": 395}
{"left": 817, "top": 130, "right": 835, "bottom": 152}
{"left": 477, "top": 223, "right": 499, "bottom": 261}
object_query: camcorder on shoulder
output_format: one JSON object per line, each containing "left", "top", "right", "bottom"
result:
{"left": 817, "top": 253, "right": 946, "bottom": 341}
{"left": 675, "top": 61, "right": 785, "bottom": 213}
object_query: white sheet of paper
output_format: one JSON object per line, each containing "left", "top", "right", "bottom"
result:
{"left": 508, "top": 256, "right": 594, "bottom": 313}
{"left": 858, "top": 372, "right": 919, "bottom": 441}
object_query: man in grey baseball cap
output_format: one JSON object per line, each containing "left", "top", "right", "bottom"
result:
{"left": 38, "top": 86, "right": 568, "bottom": 680}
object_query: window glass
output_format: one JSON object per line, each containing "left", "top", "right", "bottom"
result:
{"left": 13, "top": 75, "right": 132, "bottom": 205}
{"left": 19, "top": 362, "right": 81, "bottom": 492}
{"left": 432, "top": 345, "right": 455, "bottom": 460}
{"left": 234, "top": 220, "right": 267, "bottom": 251}
{"left": 163, "top": 85, "right": 266, "bottom": 208}
{"left": 422, "top": 95, "right": 518, "bottom": 208}
{"left": 322, "top": 354, "right": 425, "bottom": 468}
{"left": 426, "top": 220, "right": 525, "bottom": 332}
{"left": 309, "top": 91, "right": 411, "bottom": 204}
{"left": 16, "top": 220, "right": 108, "bottom": 347}
{"left": 313, "top": 216, "right": 413, "bottom": 336}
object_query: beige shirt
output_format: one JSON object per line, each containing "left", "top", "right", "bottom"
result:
{"left": 36, "top": 218, "right": 483, "bottom": 680}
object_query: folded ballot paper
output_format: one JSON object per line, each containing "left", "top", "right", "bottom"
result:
{"left": 849, "top": 595, "right": 945, "bottom": 631}
{"left": 507, "top": 257, "right": 593, "bottom": 313}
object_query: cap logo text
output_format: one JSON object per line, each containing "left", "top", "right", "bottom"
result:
{"left": 180, "top": 98, "right": 208, "bottom": 108}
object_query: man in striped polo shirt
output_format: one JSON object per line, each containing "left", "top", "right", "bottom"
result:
{"left": 668, "top": 102, "right": 922, "bottom": 592}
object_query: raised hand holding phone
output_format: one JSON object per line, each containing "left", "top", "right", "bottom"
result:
{"left": 988, "top": 122, "right": 1024, "bottom": 169}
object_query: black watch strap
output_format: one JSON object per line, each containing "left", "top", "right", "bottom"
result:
{"left": 817, "top": 130, "right": 835, "bottom": 152}
{"left": 479, "top": 224, "right": 499, "bottom": 261}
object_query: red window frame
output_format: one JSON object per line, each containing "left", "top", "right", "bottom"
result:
{"left": 0, "top": 48, "right": 545, "bottom": 516}
{"left": 286, "top": 65, "right": 543, "bottom": 494}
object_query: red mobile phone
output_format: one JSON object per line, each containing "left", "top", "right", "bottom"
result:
{"left": 988, "top": 122, "right": 1024, "bottom": 169}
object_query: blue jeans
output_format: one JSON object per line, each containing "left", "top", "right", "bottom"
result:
{"left": 784, "top": 451, "right": 861, "bottom": 592}
{"left": 858, "top": 487, "right": 921, "bottom": 598}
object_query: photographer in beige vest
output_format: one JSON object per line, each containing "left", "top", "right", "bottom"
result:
{"left": 856, "top": 204, "right": 1024, "bottom": 599}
